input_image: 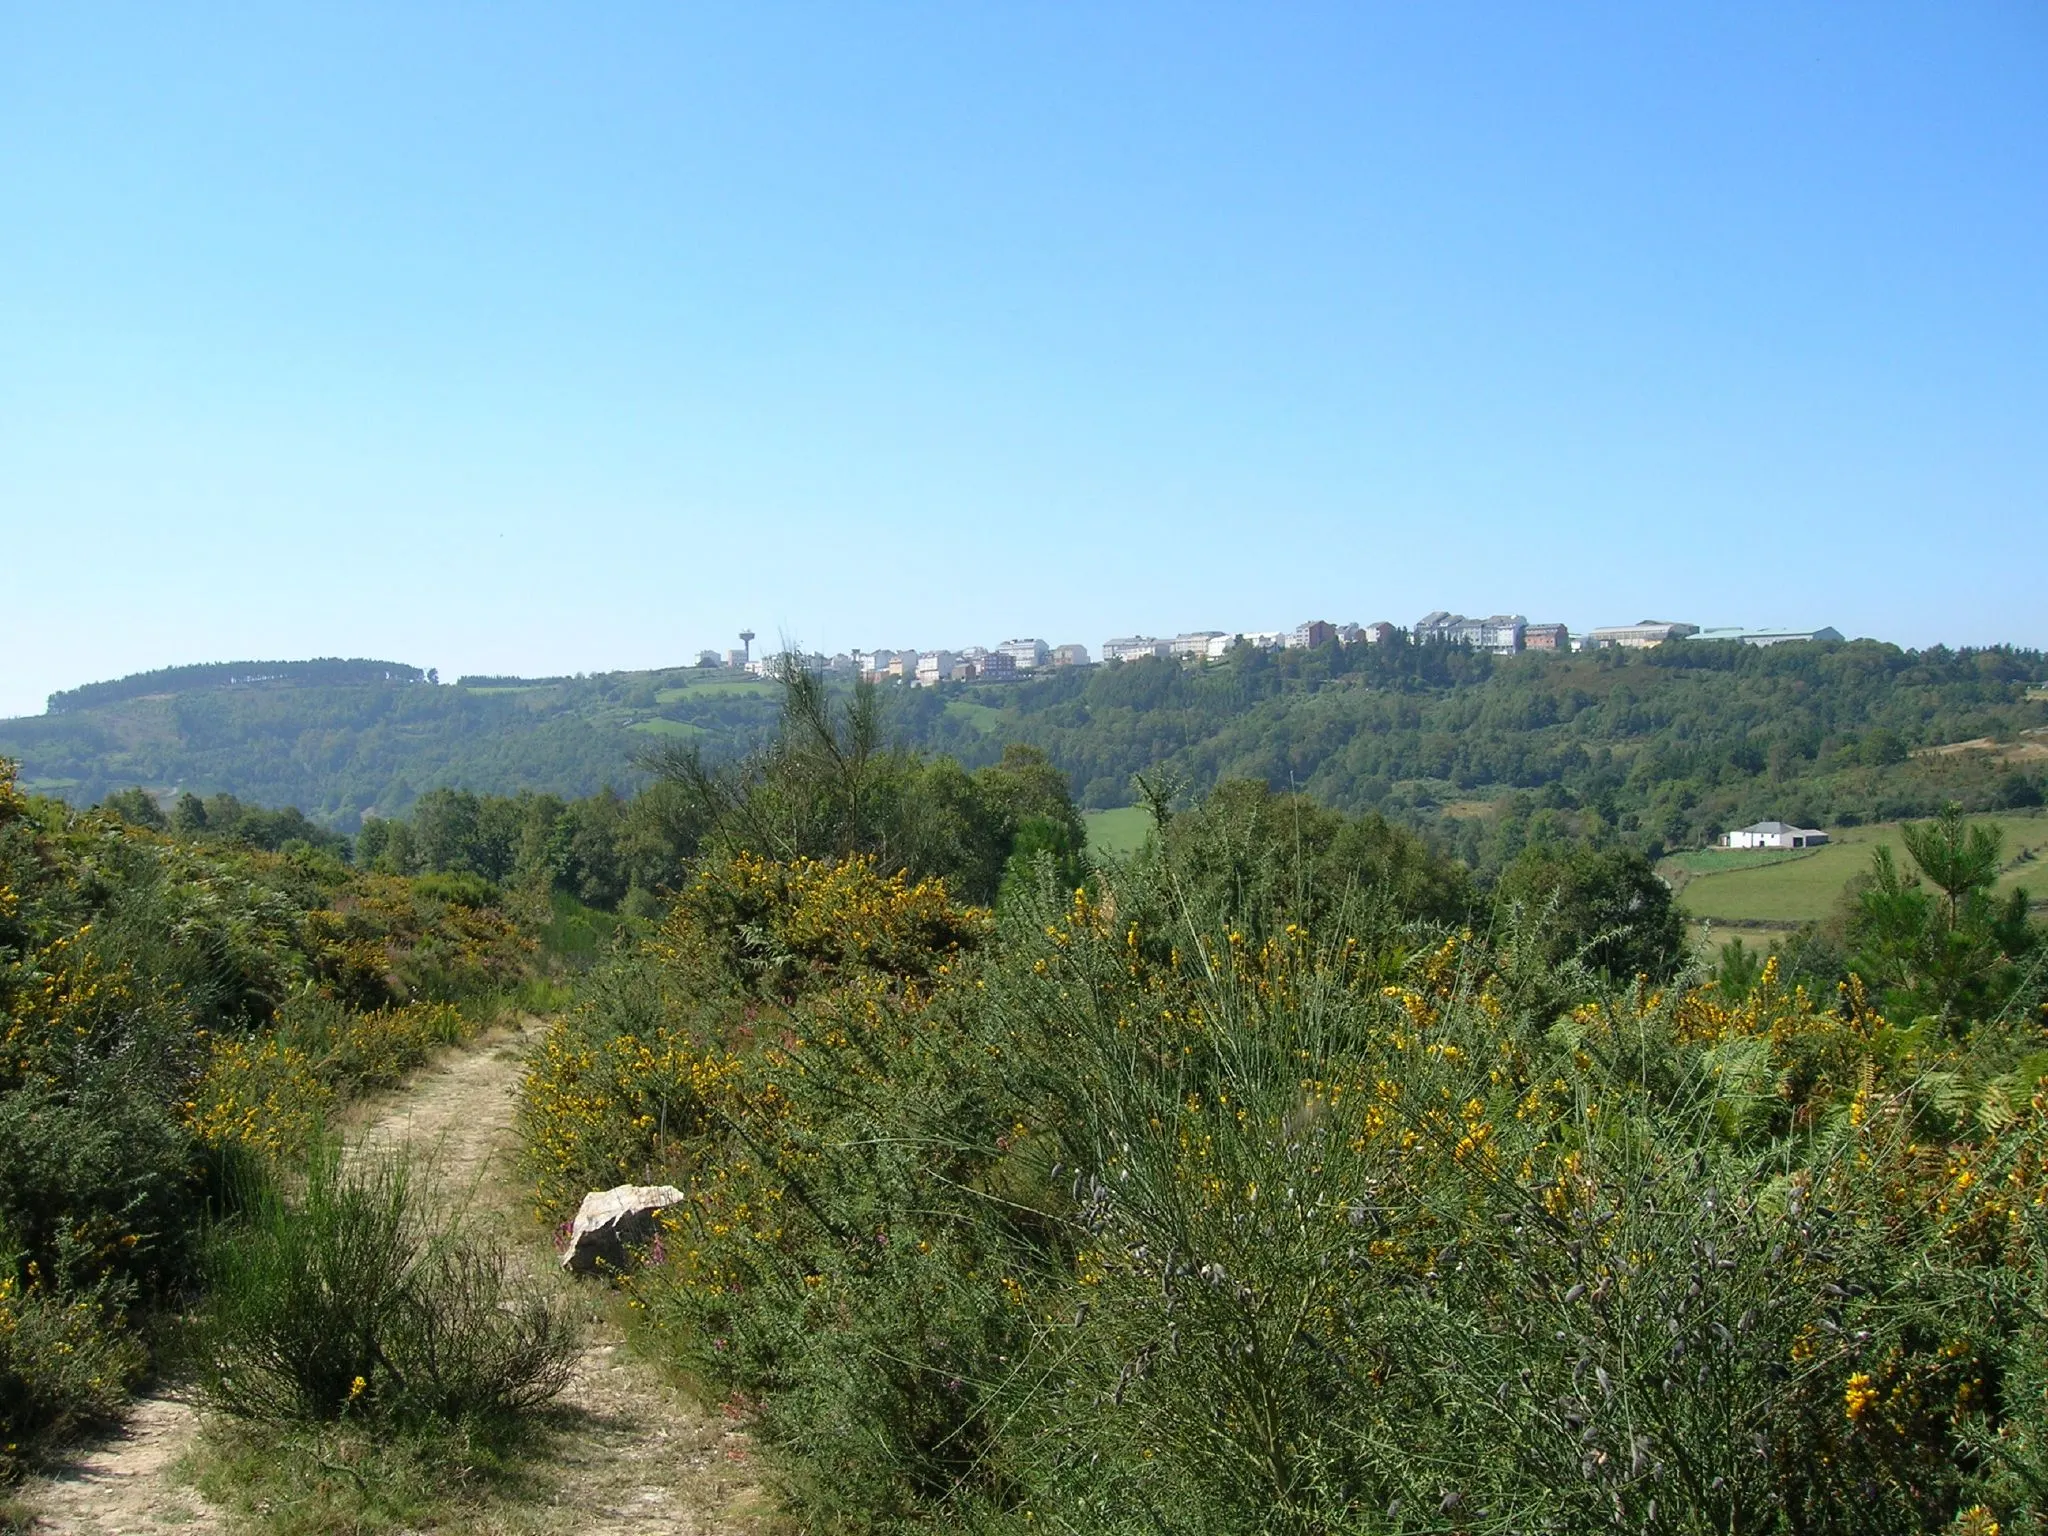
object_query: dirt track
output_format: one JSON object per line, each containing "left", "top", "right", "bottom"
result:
{"left": 23, "top": 1020, "right": 767, "bottom": 1535}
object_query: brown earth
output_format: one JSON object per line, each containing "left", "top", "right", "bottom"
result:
{"left": 1912, "top": 727, "right": 2048, "bottom": 763}
{"left": 21, "top": 1020, "right": 771, "bottom": 1535}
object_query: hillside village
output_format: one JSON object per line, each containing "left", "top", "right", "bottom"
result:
{"left": 704, "top": 612, "right": 1848, "bottom": 685}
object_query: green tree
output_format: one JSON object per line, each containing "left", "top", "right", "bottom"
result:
{"left": 99, "top": 787, "right": 166, "bottom": 830}
{"left": 1494, "top": 842, "right": 1685, "bottom": 982}
{"left": 643, "top": 664, "right": 1087, "bottom": 906}
{"left": 560, "top": 789, "right": 630, "bottom": 908}
{"left": 410, "top": 788, "right": 486, "bottom": 877}
{"left": 1850, "top": 809, "right": 2038, "bottom": 1031}
{"left": 1901, "top": 804, "right": 2003, "bottom": 931}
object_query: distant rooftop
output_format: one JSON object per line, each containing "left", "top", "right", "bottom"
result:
{"left": 1690, "top": 626, "right": 1844, "bottom": 646}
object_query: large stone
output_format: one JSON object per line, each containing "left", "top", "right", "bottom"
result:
{"left": 560, "top": 1183, "right": 686, "bottom": 1275}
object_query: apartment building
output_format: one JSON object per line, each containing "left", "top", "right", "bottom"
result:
{"left": 1103, "top": 636, "right": 1172, "bottom": 663}
{"left": 1589, "top": 620, "right": 1700, "bottom": 649}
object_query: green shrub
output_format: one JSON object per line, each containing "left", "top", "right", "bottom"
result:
{"left": 547, "top": 811, "right": 2048, "bottom": 1532}
{"left": 410, "top": 870, "right": 501, "bottom": 909}
{"left": 198, "top": 1146, "right": 572, "bottom": 1426}
{"left": 0, "top": 1278, "right": 145, "bottom": 1480}
{"left": 0, "top": 1085, "right": 199, "bottom": 1299}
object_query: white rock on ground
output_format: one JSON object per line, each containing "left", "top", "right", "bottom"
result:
{"left": 562, "top": 1183, "right": 687, "bottom": 1274}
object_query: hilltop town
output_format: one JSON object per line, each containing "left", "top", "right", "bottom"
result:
{"left": 705, "top": 612, "right": 1848, "bottom": 684}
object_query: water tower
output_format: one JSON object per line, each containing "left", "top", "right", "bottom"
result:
{"left": 738, "top": 630, "right": 755, "bottom": 665}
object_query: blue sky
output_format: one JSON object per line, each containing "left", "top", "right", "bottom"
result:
{"left": 3, "top": 4, "right": 2044, "bottom": 718}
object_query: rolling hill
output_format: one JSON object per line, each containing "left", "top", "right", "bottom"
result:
{"left": 4, "top": 640, "right": 2045, "bottom": 861}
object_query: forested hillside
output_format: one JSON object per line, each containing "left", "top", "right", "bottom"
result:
{"left": 929, "top": 639, "right": 2048, "bottom": 865}
{"left": 44, "top": 658, "right": 427, "bottom": 714}
{"left": 0, "top": 668, "right": 762, "bottom": 824}
{"left": 7, "top": 640, "right": 2044, "bottom": 863}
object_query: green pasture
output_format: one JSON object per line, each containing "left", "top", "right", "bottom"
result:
{"left": 628, "top": 718, "right": 704, "bottom": 739}
{"left": 945, "top": 698, "right": 1006, "bottom": 732}
{"left": 655, "top": 679, "right": 776, "bottom": 703}
{"left": 1664, "top": 846, "right": 1811, "bottom": 877}
{"left": 1669, "top": 812, "right": 2048, "bottom": 927}
{"left": 1085, "top": 805, "right": 1155, "bottom": 859}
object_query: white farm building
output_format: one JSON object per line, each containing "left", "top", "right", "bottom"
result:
{"left": 1722, "top": 820, "right": 1829, "bottom": 851}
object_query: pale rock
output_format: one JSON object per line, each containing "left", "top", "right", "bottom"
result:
{"left": 561, "top": 1183, "right": 685, "bottom": 1275}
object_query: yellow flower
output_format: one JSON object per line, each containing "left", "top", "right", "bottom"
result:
{"left": 1843, "top": 1371, "right": 1878, "bottom": 1422}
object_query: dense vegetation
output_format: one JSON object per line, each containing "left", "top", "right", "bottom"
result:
{"left": 517, "top": 673, "right": 2048, "bottom": 1533}
{"left": 1, "top": 669, "right": 666, "bottom": 824}
{"left": 11, "top": 641, "right": 2048, "bottom": 1529}
{"left": 7, "top": 640, "right": 2043, "bottom": 878}
{"left": 0, "top": 758, "right": 546, "bottom": 1480}
{"left": 934, "top": 639, "right": 2048, "bottom": 867}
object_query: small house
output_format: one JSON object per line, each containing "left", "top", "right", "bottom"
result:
{"left": 1722, "top": 820, "right": 1829, "bottom": 851}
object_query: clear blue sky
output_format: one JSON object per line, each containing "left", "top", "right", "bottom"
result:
{"left": 4, "top": 4, "right": 2045, "bottom": 718}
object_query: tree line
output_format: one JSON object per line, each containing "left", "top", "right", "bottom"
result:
{"left": 44, "top": 657, "right": 425, "bottom": 714}
{"left": 18, "top": 636, "right": 2045, "bottom": 879}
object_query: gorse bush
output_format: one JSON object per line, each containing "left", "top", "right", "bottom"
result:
{"left": 519, "top": 847, "right": 985, "bottom": 1216}
{"left": 189, "top": 998, "right": 474, "bottom": 1161}
{"left": 523, "top": 771, "right": 2048, "bottom": 1532}
{"left": 199, "top": 1145, "right": 572, "bottom": 1426}
{"left": 0, "top": 1276, "right": 144, "bottom": 1480}
{"left": 675, "top": 849, "right": 989, "bottom": 1001}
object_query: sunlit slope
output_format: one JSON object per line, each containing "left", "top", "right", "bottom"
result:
{"left": 1666, "top": 812, "right": 2048, "bottom": 928}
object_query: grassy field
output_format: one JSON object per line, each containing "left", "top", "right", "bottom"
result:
{"left": 945, "top": 698, "right": 1007, "bottom": 732}
{"left": 1668, "top": 812, "right": 2048, "bottom": 927}
{"left": 1085, "top": 806, "right": 1155, "bottom": 859}
{"left": 627, "top": 718, "right": 703, "bottom": 739}
{"left": 654, "top": 679, "right": 776, "bottom": 703}
{"left": 1664, "top": 846, "right": 1812, "bottom": 877}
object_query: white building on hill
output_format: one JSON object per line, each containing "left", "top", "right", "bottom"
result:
{"left": 1103, "top": 636, "right": 1171, "bottom": 663}
{"left": 1589, "top": 619, "right": 1699, "bottom": 649}
{"left": 1689, "top": 626, "right": 1845, "bottom": 647}
{"left": 1413, "top": 612, "right": 1527, "bottom": 655}
{"left": 1722, "top": 820, "right": 1829, "bottom": 850}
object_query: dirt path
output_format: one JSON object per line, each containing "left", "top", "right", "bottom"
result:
{"left": 23, "top": 1020, "right": 769, "bottom": 1535}
{"left": 17, "top": 1391, "right": 219, "bottom": 1536}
